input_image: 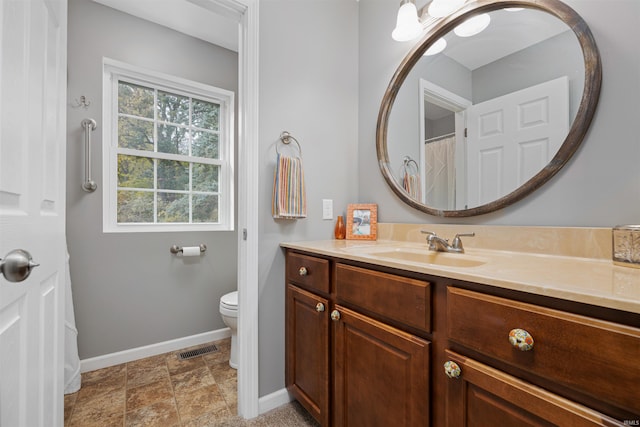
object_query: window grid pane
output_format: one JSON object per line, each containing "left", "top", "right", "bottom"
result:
{"left": 115, "top": 79, "right": 226, "bottom": 226}
{"left": 118, "top": 82, "right": 154, "bottom": 118}
{"left": 117, "top": 161, "right": 219, "bottom": 225}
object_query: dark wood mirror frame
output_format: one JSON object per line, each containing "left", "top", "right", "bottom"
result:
{"left": 376, "top": 0, "right": 602, "bottom": 217}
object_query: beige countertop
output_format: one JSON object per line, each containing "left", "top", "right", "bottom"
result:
{"left": 281, "top": 238, "right": 640, "bottom": 315}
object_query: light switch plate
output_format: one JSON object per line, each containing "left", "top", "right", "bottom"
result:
{"left": 322, "top": 199, "right": 333, "bottom": 220}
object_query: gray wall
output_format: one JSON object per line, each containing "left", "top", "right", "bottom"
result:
{"left": 426, "top": 114, "right": 455, "bottom": 139}
{"left": 359, "top": 0, "right": 640, "bottom": 226}
{"left": 473, "top": 30, "right": 584, "bottom": 121}
{"left": 257, "top": 0, "right": 359, "bottom": 397}
{"left": 66, "top": 0, "right": 238, "bottom": 359}
{"left": 387, "top": 53, "right": 472, "bottom": 184}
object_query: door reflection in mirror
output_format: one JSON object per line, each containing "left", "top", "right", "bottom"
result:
{"left": 387, "top": 7, "right": 584, "bottom": 211}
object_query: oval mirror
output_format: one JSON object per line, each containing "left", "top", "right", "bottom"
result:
{"left": 377, "top": 0, "right": 601, "bottom": 217}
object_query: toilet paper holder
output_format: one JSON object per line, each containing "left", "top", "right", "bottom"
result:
{"left": 170, "top": 244, "right": 207, "bottom": 255}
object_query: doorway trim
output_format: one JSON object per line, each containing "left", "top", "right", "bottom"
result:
{"left": 236, "top": 0, "right": 260, "bottom": 419}
{"left": 192, "top": 0, "right": 260, "bottom": 419}
{"left": 419, "top": 79, "right": 471, "bottom": 209}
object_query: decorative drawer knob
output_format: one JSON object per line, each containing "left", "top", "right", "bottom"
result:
{"left": 330, "top": 310, "right": 341, "bottom": 321}
{"left": 316, "top": 303, "right": 325, "bottom": 312}
{"left": 509, "top": 328, "right": 534, "bottom": 351}
{"left": 298, "top": 266, "right": 308, "bottom": 276}
{"left": 444, "top": 361, "right": 461, "bottom": 379}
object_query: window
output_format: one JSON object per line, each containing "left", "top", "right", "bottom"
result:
{"left": 102, "top": 59, "right": 234, "bottom": 232}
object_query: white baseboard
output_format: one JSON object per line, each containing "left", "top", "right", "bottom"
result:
{"left": 258, "top": 388, "right": 293, "bottom": 415}
{"left": 80, "top": 328, "right": 231, "bottom": 373}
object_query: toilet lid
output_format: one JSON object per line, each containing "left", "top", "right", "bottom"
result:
{"left": 221, "top": 291, "right": 238, "bottom": 309}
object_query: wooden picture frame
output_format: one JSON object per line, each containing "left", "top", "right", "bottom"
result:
{"left": 346, "top": 204, "right": 378, "bottom": 240}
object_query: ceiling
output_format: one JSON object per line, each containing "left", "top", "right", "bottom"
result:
{"left": 420, "top": 7, "right": 572, "bottom": 120}
{"left": 92, "top": 0, "right": 239, "bottom": 52}
{"left": 441, "top": 7, "right": 569, "bottom": 70}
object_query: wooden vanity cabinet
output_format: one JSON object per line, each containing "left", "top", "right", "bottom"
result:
{"left": 285, "top": 248, "right": 640, "bottom": 426}
{"left": 286, "top": 284, "right": 330, "bottom": 426}
{"left": 332, "top": 263, "right": 431, "bottom": 426}
{"left": 443, "top": 350, "right": 624, "bottom": 426}
{"left": 332, "top": 305, "right": 429, "bottom": 426}
{"left": 285, "top": 251, "right": 431, "bottom": 427}
{"left": 444, "top": 286, "right": 640, "bottom": 425}
{"left": 285, "top": 252, "right": 331, "bottom": 426}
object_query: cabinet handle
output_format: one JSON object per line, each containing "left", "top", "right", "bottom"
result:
{"left": 444, "top": 361, "right": 461, "bottom": 379}
{"left": 508, "top": 328, "right": 534, "bottom": 351}
{"left": 316, "top": 302, "right": 325, "bottom": 312}
{"left": 298, "top": 266, "right": 308, "bottom": 276}
{"left": 330, "top": 310, "right": 341, "bottom": 321}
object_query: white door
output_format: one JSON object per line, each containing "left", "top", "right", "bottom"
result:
{"left": 466, "top": 76, "right": 569, "bottom": 207}
{"left": 0, "top": 0, "right": 67, "bottom": 426}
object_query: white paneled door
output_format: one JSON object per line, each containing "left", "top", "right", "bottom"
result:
{"left": 466, "top": 76, "right": 569, "bottom": 207}
{"left": 0, "top": 0, "right": 67, "bottom": 426}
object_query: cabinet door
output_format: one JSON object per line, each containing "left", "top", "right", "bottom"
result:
{"left": 443, "top": 350, "right": 624, "bottom": 427}
{"left": 286, "top": 284, "right": 330, "bottom": 426}
{"left": 333, "top": 305, "right": 430, "bottom": 427}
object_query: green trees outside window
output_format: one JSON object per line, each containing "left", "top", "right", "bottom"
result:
{"left": 116, "top": 81, "right": 222, "bottom": 224}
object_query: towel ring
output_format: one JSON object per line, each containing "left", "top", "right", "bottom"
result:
{"left": 402, "top": 156, "right": 419, "bottom": 174}
{"left": 276, "top": 131, "right": 302, "bottom": 156}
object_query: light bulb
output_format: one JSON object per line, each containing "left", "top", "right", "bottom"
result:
{"left": 428, "top": 0, "right": 466, "bottom": 18}
{"left": 424, "top": 38, "right": 447, "bottom": 56}
{"left": 454, "top": 13, "right": 491, "bottom": 37}
{"left": 392, "top": 1, "right": 423, "bottom": 42}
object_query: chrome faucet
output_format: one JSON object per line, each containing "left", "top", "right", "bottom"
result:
{"left": 421, "top": 231, "right": 475, "bottom": 253}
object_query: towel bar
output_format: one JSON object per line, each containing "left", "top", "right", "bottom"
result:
{"left": 81, "top": 118, "right": 97, "bottom": 192}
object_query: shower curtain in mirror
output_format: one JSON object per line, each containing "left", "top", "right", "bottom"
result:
{"left": 424, "top": 136, "right": 456, "bottom": 210}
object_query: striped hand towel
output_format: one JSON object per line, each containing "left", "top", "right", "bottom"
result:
{"left": 403, "top": 171, "right": 421, "bottom": 200}
{"left": 272, "top": 153, "right": 307, "bottom": 219}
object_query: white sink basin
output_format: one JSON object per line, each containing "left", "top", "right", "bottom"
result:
{"left": 343, "top": 246, "right": 488, "bottom": 268}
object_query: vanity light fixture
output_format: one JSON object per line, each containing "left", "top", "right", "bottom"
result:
{"left": 428, "top": 0, "right": 466, "bottom": 18}
{"left": 453, "top": 13, "right": 491, "bottom": 37}
{"left": 424, "top": 37, "right": 447, "bottom": 56}
{"left": 391, "top": 0, "right": 424, "bottom": 42}
{"left": 392, "top": 0, "right": 470, "bottom": 42}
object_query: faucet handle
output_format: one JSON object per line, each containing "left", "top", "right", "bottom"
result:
{"left": 421, "top": 230, "right": 438, "bottom": 249}
{"left": 420, "top": 230, "right": 438, "bottom": 244}
{"left": 451, "top": 232, "right": 475, "bottom": 251}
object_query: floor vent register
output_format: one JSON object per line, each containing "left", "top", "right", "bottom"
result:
{"left": 178, "top": 344, "right": 218, "bottom": 360}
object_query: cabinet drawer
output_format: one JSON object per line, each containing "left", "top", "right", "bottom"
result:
{"left": 286, "top": 252, "right": 330, "bottom": 294}
{"left": 447, "top": 287, "right": 640, "bottom": 414}
{"left": 336, "top": 263, "right": 431, "bottom": 332}
{"left": 444, "top": 350, "right": 623, "bottom": 426}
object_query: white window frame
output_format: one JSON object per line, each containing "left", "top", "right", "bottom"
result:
{"left": 102, "top": 58, "right": 234, "bottom": 233}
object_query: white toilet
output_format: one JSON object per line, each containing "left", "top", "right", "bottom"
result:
{"left": 219, "top": 291, "right": 238, "bottom": 369}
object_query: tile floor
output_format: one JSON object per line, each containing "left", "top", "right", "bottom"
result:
{"left": 64, "top": 338, "right": 239, "bottom": 426}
